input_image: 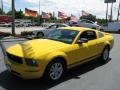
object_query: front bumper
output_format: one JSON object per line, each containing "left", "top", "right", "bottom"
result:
{"left": 4, "top": 56, "right": 45, "bottom": 79}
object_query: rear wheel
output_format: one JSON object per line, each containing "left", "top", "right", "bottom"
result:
{"left": 92, "top": 27, "right": 96, "bottom": 29}
{"left": 100, "top": 29, "right": 104, "bottom": 31}
{"left": 37, "top": 32, "right": 44, "bottom": 38}
{"left": 100, "top": 46, "right": 110, "bottom": 63}
{"left": 43, "top": 59, "right": 66, "bottom": 82}
{"left": 118, "top": 29, "right": 120, "bottom": 33}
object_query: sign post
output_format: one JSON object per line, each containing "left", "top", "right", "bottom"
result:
{"left": 106, "top": 3, "right": 108, "bottom": 22}
{"left": 104, "top": 0, "right": 116, "bottom": 22}
{"left": 12, "top": 0, "right": 15, "bottom": 36}
{"left": 117, "top": 0, "right": 120, "bottom": 22}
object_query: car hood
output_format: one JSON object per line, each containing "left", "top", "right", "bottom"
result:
{"left": 6, "top": 39, "right": 69, "bottom": 59}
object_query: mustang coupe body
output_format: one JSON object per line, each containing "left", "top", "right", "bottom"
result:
{"left": 4, "top": 27, "right": 114, "bottom": 81}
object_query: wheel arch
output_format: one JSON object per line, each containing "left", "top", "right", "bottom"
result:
{"left": 43, "top": 53, "right": 68, "bottom": 79}
{"left": 92, "top": 27, "right": 96, "bottom": 29}
{"left": 104, "top": 42, "right": 111, "bottom": 51}
{"left": 44, "top": 52, "right": 68, "bottom": 71}
{"left": 37, "top": 32, "right": 44, "bottom": 36}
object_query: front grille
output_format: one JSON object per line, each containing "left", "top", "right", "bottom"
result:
{"left": 6, "top": 52, "right": 23, "bottom": 64}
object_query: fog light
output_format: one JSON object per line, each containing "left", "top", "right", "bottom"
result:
{"left": 25, "top": 58, "right": 38, "bottom": 67}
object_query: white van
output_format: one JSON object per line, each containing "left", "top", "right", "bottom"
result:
{"left": 103, "top": 22, "right": 120, "bottom": 32}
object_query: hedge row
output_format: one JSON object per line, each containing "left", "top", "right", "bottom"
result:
{"left": 0, "top": 32, "right": 11, "bottom": 38}
{"left": 21, "top": 31, "right": 33, "bottom": 36}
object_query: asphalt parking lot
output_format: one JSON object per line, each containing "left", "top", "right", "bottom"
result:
{"left": 0, "top": 27, "right": 44, "bottom": 34}
{"left": 0, "top": 34, "right": 120, "bottom": 90}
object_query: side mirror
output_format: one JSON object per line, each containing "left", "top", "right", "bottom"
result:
{"left": 76, "top": 38, "right": 88, "bottom": 44}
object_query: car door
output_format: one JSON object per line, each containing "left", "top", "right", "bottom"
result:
{"left": 66, "top": 30, "right": 99, "bottom": 67}
{"left": 83, "top": 31, "right": 99, "bottom": 57}
{"left": 66, "top": 41, "right": 89, "bottom": 67}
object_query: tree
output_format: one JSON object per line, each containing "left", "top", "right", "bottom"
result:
{"left": 15, "top": 9, "right": 24, "bottom": 19}
{"left": 0, "top": 8, "right": 5, "bottom": 15}
{"left": 6, "top": 9, "right": 24, "bottom": 19}
{"left": 80, "top": 14, "right": 96, "bottom": 22}
{"left": 96, "top": 18, "right": 106, "bottom": 25}
{"left": 6, "top": 10, "right": 12, "bottom": 15}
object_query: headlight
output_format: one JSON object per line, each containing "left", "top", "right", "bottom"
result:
{"left": 25, "top": 58, "right": 38, "bottom": 67}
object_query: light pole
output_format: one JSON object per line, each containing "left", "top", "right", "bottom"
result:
{"left": 117, "top": 0, "right": 120, "bottom": 22}
{"left": 39, "top": 0, "right": 41, "bottom": 25}
{"left": 12, "top": 0, "right": 15, "bottom": 36}
{"left": 110, "top": 2, "right": 113, "bottom": 22}
{"left": 1, "top": 0, "right": 3, "bottom": 14}
{"left": 106, "top": 3, "right": 108, "bottom": 23}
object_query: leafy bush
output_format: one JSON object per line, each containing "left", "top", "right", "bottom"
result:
{"left": 0, "top": 32, "right": 11, "bottom": 38}
{"left": 21, "top": 31, "right": 33, "bottom": 36}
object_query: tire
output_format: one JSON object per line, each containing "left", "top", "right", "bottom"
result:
{"left": 43, "top": 59, "right": 66, "bottom": 82}
{"left": 92, "top": 27, "right": 96, "bottom": 29}
{"left": 37, "top": 32, "right": 44, "bottom": 38}
{"left": 118, "top": 29, "right": 120, "bottom": 34}
{"left": 100, "top": 29, "right": 104, "bottom": 31}
{"left": 100, "top": 46, "right": 110, "bottom": 63}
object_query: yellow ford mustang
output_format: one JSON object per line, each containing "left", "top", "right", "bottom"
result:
{"left": 4, "top": 27, "right": 114, "bottom": 82}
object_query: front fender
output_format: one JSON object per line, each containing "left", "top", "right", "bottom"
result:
{"left": 45, "top": 51, "right": 68, "bottom": 65}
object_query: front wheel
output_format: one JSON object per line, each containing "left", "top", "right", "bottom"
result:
{"left": 100, "top": 47, "right": 110, "bottom": 63}
{"left": 43, "top": 59, "right": 66, "bottom": 82}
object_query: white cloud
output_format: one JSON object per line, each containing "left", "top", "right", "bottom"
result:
{"left": 3, "top": 0, "right": 11, "bottom": 5}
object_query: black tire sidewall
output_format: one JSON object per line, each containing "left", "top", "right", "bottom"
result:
{"left": 43, "top": 59, "right": 66, "bottom": 82}
{"left": 37, "top": 32, "right": 44, "bottom": 38}
{"left": 100, "top": 47, "right": 110, "bottom": 63}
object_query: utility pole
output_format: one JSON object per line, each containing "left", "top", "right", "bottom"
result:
{"left": 117, "top": 0, "right": 120, "bottom": 22}
{"left": 12, "top": 0, "right": 15, "bottom": 36}
{"left": 39, "top": 0, "right": 41, "bottom": 25}
{"left": 1, "top": 0, "right": 3, "bottom": 14}
{"left": 106, "top": 3, "right": 108, "bottom": 23}
{"left": 110, "top": 2, "right": 113, "bottom": 22}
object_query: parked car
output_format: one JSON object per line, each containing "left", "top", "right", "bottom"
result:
{"left": 5, "top": 27, "right": 114, "bottom": 82}
{"left": 69, "top": 19, "right": 104, "bottom": 31}
{"left": 103, "top": 22, "right": 120, "bottom": 32}
{"left": 32, "top": 23, "right": 70, "bottom": 38}
{"left": 4, "top": 23, "right": 11, "bottom": 27}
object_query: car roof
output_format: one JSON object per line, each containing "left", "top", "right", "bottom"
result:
{"left": 59, "top": 27, "right": 96, "bottom": 32}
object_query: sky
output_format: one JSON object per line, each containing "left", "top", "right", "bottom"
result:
{"left": 0, "top": 0, "right": 120, "bottom": 19}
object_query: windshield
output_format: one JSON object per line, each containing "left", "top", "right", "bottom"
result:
{"left": 45, "top": 29, "right": 79, "bottom": 44}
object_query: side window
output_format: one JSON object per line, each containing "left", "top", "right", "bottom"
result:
{"left": 58, "top": 25, "right": 65, "bottom": 28}
{"left": 86, "top": 20, "right": 93, "bottom": 24}
{"left": 79, "top": 31, "right": 97, "bottom": 41}
{"left": 98, "top": 32, "right": 104, "bottom": 38}
{"left": 48, "top": 25, "right": 56, "bottom": 29}
{"left": 81, "top": 20, "right": 86, "bottom": 23}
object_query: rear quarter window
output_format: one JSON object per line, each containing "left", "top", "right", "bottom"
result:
{"left": 98, "top": 32, "right": 104, "bottom": 38}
